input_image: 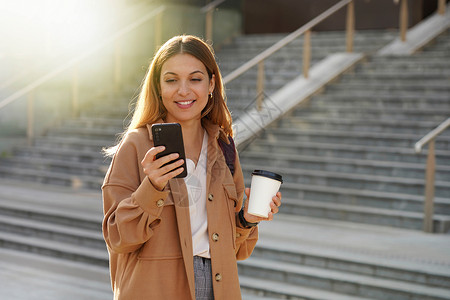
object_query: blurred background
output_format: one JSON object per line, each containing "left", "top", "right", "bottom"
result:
{"left": 0, "top": 1, "right": 449, "bottom": 299}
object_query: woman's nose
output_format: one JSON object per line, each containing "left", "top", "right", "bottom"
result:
{"left": 177, "top": 81, "right": 189, "bottom": 96}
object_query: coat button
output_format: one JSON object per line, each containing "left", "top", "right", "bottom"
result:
{"left": 156, "top": 199, "right": 164, "bottom": 207}
{"left": 212, "top": 233, "right": 219, "bottom": 242}
{"left": 215, "top": 273, "right": 222, "bottom": 282}
{"left": 208, "top": 193, "right": 214, "bottom": 201}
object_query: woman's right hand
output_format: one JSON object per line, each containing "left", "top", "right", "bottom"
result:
{"left": 141, "top": 146, "right": 185, "bottom": 191}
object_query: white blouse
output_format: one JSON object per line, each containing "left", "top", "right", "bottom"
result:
{"left": 184, "top": 131, "right": 210, "bottom": 258}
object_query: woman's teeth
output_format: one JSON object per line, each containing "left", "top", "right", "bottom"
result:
{"left": 177, "top": 100, "right": 194, "bottom": 105}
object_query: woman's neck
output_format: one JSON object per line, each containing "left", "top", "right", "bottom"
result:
{"left": 175, "top": 119, "right": 204, "bottom": 164}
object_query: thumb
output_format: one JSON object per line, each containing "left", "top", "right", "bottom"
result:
{"left": 244, "top": 188, "right": 251, "bottom": 209}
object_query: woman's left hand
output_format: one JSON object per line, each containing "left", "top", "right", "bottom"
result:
{"left": 242, "top": 188, "right": 282, "bottom": 223}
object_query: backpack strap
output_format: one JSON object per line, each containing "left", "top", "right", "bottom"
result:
{"left": 218, "top": 136, "right": 236, "bottom": 176}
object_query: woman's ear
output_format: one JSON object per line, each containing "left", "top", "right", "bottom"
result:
{"left": 209, "top": 74, "right": 215, "bottom": 94}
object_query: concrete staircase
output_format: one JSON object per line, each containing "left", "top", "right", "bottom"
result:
{"left": 0, "top": 29, "right": 450, "bottom": 299}
{"left": 218, "top": 31, "right": 396, "bottom": 118}
{"left": 238, "top": 214, "right": 450, "bottom": 300}
{"left": 239, "top": 29, "right": 450, "bottom": 233}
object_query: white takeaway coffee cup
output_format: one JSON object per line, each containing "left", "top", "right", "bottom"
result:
{"left": 247, "top": 170, "right": 283, "bottom": 218}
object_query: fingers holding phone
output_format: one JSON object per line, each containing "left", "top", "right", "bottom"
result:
{"left": 141, "top": 146, "right": 185, "bottom": 191}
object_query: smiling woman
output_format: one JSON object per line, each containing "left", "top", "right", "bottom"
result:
{"left": 102, "top": 35, "right": 282, "bottom": 300}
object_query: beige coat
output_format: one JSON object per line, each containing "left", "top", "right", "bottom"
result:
{"left": 102, "top": 119, "right": 258, "bottom": 300}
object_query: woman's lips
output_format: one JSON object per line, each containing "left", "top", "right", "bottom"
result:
{"left": 175, "top": 100, "right": 195, "bottom": 109}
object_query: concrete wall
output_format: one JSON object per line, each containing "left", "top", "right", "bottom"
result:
{"left": 243, "top": 0, "right": 447, "bottom": 33}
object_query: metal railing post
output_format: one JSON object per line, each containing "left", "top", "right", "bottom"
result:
{"left": 346, "top": 0, "right": 355, "bottom": 52}
{"left": 27, "top": 92, "right": 34, "bottom": 146}
{"left": 155, "top": 10, "right": 163, "bottom": 50}
{"left": 205, "top": 9, "right": 213, "bottom": 42}
{"left": 423, "top": 139, "right": 436, "bottom": 233}
{"left": 400, "top": 0, "right": 408, "bottom": 42}
{"left": 415, "top": 118, "right": 450, "bottom": 233}
{"left": 72, "top": 65, "right": 79, "bottom": 117}
{"left": 302, "top": 30, "right": 311, "bottom": 78}
{"left": 114, "top": 39, "right": 122, "bottom": 92}
{"left": 256, "top": 61, "right": 265, "bottom": 111}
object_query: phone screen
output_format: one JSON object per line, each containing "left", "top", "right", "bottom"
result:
{"left": 151, "top": 123, "right": 188, "bottom": 178}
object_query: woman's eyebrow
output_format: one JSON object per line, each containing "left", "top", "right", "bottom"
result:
{"left": 163, "top": 70, "right": 205, "bottom": 76}
{"left": 190, "top": 70, "right": 205, "bottom": 75}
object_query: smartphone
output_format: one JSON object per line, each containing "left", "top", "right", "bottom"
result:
{"left": 151, "top": 123, "right": 188, "bottom": 178}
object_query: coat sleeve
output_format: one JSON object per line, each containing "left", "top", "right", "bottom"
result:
{"left": 102, "top": 132, "right": 169, "bottom": 254}
{"left": 232, "top": 149, "right": 258, "bottom": 260}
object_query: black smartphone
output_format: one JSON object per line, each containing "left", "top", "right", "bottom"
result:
{"left": 151, "top": 123, "right": 188, "bottom": 178}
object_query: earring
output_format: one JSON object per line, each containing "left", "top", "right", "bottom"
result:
{"left": 209, "top": 92, "right": 213, "bottom": 99}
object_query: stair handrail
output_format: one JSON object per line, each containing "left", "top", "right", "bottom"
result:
{"left": 414, "top": 117, "right": 450, "bottom": 233}
{"left": 201, "top": 0, "right": 226, "bottom": 42}
{"left": 0, "top": 5, "right": 166, "bottom": 113}
{"left": 396, "top": 0, "right": 446, "bottom": 42}
{"left": 222, "top": 0, "right": 355, "bottom": 110}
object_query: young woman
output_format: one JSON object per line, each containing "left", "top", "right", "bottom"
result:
{"left": 102, "top": 35, "right": 282, "bottom": 300}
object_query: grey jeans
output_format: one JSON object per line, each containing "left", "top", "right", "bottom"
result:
{"left": 193, "top": 256, "right": 214, "bottom": 300}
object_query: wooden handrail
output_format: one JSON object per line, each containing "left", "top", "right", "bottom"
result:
{"left": 0, "top": 6, "right": 166, "bottom": 112}
{"left": 415, "top": 118, "right": 450, "bottom": 233}
{"left": 415, "top": 118, "right": 450, "bottom": 153}
{"left": 438, "top": 0, "right": 446, "bottom": 15}
{"left": 223, "top": 0, "right": 353, "bottom": 85}
{"left": 201, "top": 0, "right": 226, "bottom": 41}
{"left": 399, "top": 0, "right": 408, "bottom": 42}
{"left": 201, "top": 0, "right": 226, "bottom": 13}
{"left": 397, "top": 0, "right": 446, "bottom": 43}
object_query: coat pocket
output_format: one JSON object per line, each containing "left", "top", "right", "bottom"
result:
{"left": 138, "top": 197, "right": 183, "bottom": 260}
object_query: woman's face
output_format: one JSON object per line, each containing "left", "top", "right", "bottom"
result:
{"left": 160, "top": 53, "right": 215, "bottom": 124}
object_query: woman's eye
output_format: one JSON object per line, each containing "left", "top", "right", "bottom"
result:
{"left": 165, "top": 79, "right": 176, "bottom": 83}
{"left": 191, "top": 78, "right": 202, "bottom": 82}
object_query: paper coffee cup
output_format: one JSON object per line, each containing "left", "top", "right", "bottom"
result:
{"left": 247, "top": 170, "right": 283, "bottom": 218}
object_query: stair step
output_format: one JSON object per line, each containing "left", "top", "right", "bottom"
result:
{"left": 0, "top": 248, "right": 111, "bottom": 299}
{"left": 326, "top": 82, "right": 450, "bottom": 92}
{"left": 48, "top": 126, "right": 119, "bottom": 139}
{"left": 241, "top": 163, "right": 450, "bottom": 197}
{"left": 239, "top": 257, "right": 450, "bottom": 300}
{"left": 251, "top": 240, "right": 450, "bottom": 289}
{"left": 0, "top": 165, "right": 103, "bottom": 189}
{"left": 277, "top": 116, "right": 450, "bottom": 136}
{"left": 64, "top": 117, "right": 127, "bottom": 130}
{"left": 34, "top": 136, "right": 114, "bottom": 150}
{"left": 293, "top": 107, "right": 449, "bottom": 122}
{"left": 0, "top": 231, "right": 108, "bottom": 267}
{"left": 240, "top": 151, "right": 450, "bottom": 181}
{"left": 13, "top": 145, "right": 107, "bottom": 163}
{"left": 239, "top": 275, "right": 373, "bottom": 300}
{"left": 279, "top": 198, "right": 450, "bottom": 233}
{"left": 0, "top": 196, "right": 101, "bottom": 230}
{"left": 246, "top": 140, "right": 450, "bottom": 165}
{"left": 261, "top": 128, "right": 450, "bottom": 150}
{"left": 0, "top": 214, "right": 105, "bottom": 249}
{"left": 2, "top": 156, "right": 108, "bottom": 177}
{"left": 309, "top": 94, "right": 450, "bottom": 109}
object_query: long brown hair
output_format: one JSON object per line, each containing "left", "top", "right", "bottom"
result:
{"left": 105, "top": 35, "right": 232, "bottom": 156}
